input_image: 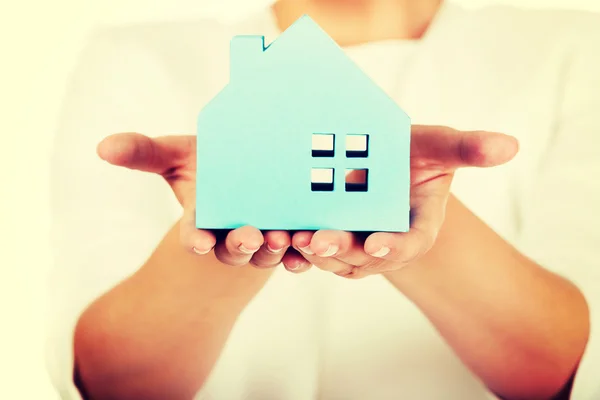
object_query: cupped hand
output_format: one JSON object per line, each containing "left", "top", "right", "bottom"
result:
{"left": 96, "top": 133, "right": 311, "bottom": 270}
{"left": 285, "top": 125, "right": 519, "bottom": 279}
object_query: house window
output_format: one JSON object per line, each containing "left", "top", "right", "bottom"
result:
{"left": 311, "top": 168, "right": 334, "bottom": 192}
{"left": 346, "top": 134, "right": 369, "bottom": 158}
{"left": 345, "top": 169, "right": 369, "bottom": 192}
{"left": 312, "top": 133, "right": 335, "bottom": 157}
{"left": 310, "top": 133, "right": 370, "bottom": 192}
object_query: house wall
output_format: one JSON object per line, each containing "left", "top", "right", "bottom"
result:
{"left": 197, "top": 53, "right": 410, "bottom": 231}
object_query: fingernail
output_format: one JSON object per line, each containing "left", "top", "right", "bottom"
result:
{"left": 267, "top": 244, "right": 284, "bottom": 253}
{"left": 192, "top": 246, "right": 210, "bottom": 255}
{"left": 370, "top": 246, "right": 390, "bottom": 258}
{"left": 239, "top": 244, "right": 259, "bottom": 254}
{"left": 287, "top": 262, "right": 306, "bottom": 271}
{"left": 299, "top": 246, "right": 314, "bottom": 255}
{"left": 319, "top": 244, "right": 339, "bottom": 257}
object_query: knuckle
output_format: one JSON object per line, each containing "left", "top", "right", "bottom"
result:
{"left": 213, "top": 252, "right": 228, "bottom": 265}
{"left": 214, "top": 250, "right": 245, "bottom": 267}
{"left": 283, "top": 258, "right": 311, "bottom": 272}
{"left": 361, "top": 258, "right": 387, "bottom": 272}
{"left": 247, "top": 258, "right": 261, "bottom": 268}
{"left": 393, "top": 245, "right": 421, "bottom": 264}
{"left": 249, "top": 256, "right": 282, "bottom": 269}
{"left": 248, "top": 258, "right": 267, "bottom": 268}
{"left": 394, "top": 232, "right": 435, "bottom": 263}
{"left": 333, "top": 267, "right": 355, "bottom": 278}
{"left": 332, "top": 244, "right": 350, "bottom": 258}
{"left": 347, "top": 270, "right": 367, "bottom": 280}
{"left": 179, "top": 226, "right": 193, "bottom": 246}
{"left": 180, "top": 234, "right": 194, "bottom": 251}
{"left": 230, "top": 259, "right": 250, "bottom": 267}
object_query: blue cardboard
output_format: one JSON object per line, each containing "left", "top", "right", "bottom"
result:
{"left": 196, "top": 15, "right": 411, "bottom": 232}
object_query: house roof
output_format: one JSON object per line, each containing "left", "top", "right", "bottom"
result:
{"left": 226, "top": 15, "right": 407, "bottom": 116}
{"left": 262, "top": 14, "right": 337, "bottom": 52}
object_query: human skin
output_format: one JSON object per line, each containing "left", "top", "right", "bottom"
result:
{"left": 76, "top": 127, "right": 587, "bottom": 400}
{"left": 72, "top": 1, "right": 590, "bottom": 399}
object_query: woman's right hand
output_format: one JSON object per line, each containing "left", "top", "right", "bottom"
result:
{"left": 97, "top": 132, "right": 310, "bottom": 270}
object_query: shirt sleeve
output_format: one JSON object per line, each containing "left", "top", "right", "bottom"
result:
{"left": 45, "top": 27, "right": 187, "bottom": 399}
{"left": 515, "top": 19, "right": 600, "bottom": 400}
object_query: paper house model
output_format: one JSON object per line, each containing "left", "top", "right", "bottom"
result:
{"left": 196, "top": 15, "right": 411, "bottom": 232}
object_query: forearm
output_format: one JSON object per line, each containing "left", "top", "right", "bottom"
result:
{"left": 385, "top": 195, "right": 590, "bottom": 400}
{"left": 74, "top": 221, "right": 273, "bottom": 400}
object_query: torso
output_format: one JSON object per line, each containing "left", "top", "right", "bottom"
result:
{"left": 107, "top": 3, "right": 598, "bottom": 398}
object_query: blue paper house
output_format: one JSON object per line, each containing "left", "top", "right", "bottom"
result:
{"left": 196, "top": 15, "right": 411, "bottom": 232}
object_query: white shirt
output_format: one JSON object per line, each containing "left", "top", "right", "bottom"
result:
{"left": 46, "top": 2, "right": 600, "bottom": 399}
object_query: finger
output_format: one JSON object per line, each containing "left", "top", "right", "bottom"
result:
{"left": 411, "top": 125, "right": 519, "bottom": 168}
{"left": 292, "top": 231, "right": 354, "bottom": 276}
{"left": 213, "top": 226, "right": 264, "bottom": 267}
{"left": 364, "top": 193, "right": 448, "bottom": 265}
{"left": 308, "top": 230, "right": 373, "bottom": 267}
{"left": 97, "top": 133, "right": 195, "bottom": 175}
{"left": 281, "top": 248, "right": 313, "bottom": 274}
{"left": 180, "top": 206, "right": 217, "bottom": 255}
{"left": 291, "top": 231, "right": 317, "bottom": 256}
{"left": 248, "top": 230, "right": 291, "bottom": 268}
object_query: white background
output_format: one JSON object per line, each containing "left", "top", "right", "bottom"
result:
{"left": 1, "top": 0, "right": 599, "bottom": 398}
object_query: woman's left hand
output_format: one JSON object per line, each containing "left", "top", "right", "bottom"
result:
{"left": 282, "top": 125, "right": 519, "bottom": 278}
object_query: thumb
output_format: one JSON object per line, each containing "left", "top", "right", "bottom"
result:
{"left": 97, "top": 133, "right": 195, "bottom": 175}
{"left": 411, "top": 125, "right": 519, "bottom": 168}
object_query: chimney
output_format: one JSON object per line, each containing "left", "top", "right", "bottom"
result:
{"left": 230, "top": 35, "right": 266, "bottom": 81}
